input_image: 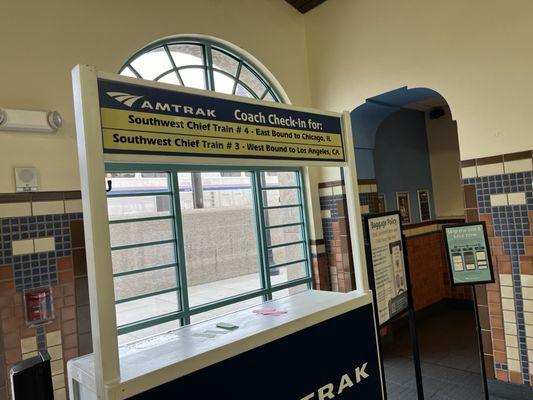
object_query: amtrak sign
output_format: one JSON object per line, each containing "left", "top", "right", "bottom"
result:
{"left": 127, "top": 304, "right": 384, "bottom": 400}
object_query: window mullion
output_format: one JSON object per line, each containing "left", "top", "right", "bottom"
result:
{"left": 163, "top": 45, "right": 184, "bottom": 85}
{"left": 252, "top": 170, "right": 272, "bottom": 300}
{"left": 232, "top": 61, "right": 243, "bottom": 95}
{"left": 170, "top": 170, "right": 191, "bottom": 325}
{"left": 204, "top": 43, "right": 216, "bottom": 91}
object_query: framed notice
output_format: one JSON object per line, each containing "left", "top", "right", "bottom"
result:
{"left": 396, "top": 192, "right": 411, "bottom": 224}
{"left": 443, "top": 222, "right": 495, "bottom": 286}
{"left": 377, "top": 193, "right": 386, "bottom": 213}
{"left": 364, "top": 212, "right": 409, "bottom": 326}
{"left": 417, "top": 190, "right": 431, "bottom": 222}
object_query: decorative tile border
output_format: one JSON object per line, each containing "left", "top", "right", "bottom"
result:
{"left": 461, "top": 149, "right": 533, "bottom": 386}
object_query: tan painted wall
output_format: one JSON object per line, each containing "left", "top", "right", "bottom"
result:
{"left": 425, "top": 109, "right": 464, "bottom": 218}
{"left": 0, "top": 0, "right": 311, "bottom": 193}
{"left": 305, "top": 0, "right": 533, "bottom": 160}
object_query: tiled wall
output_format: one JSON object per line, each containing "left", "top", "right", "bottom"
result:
{"left": 317, "top": 180, "right": 362, "bottom": 292}
{"left": 461, "top": 150, "right": 533, "bottom": 386}
{"left": 0, "top": 192, "right": 91, "bottom": 400}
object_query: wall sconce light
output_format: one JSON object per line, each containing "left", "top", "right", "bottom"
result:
{"left": 0, "top": 108, "right": 62, "bottom": 133}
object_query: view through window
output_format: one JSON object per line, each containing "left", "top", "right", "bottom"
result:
{"left": 106, "top": 168, "right": 311, "bottom": 342}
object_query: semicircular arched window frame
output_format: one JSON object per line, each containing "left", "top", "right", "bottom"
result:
{"left": 120, "top": 38, "right": 282, "bottom": 103}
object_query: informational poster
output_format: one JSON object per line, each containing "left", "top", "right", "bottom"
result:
{"left": 443, "top": 223, "right": 495, "bottom": 286}
{"left": 417, "top": 190, "right": 431, "bottom": 222}
{"left": 364, "top": 212, "right": 409, "bottom": 326}
{"left": 97, "top": 79, "right": 344, "bottom": 162}
{"left": 377, "top": 194, "right": 386, "bottom": 213}
{"left": 396, "top": 192, "right": 411, "bottom": 224}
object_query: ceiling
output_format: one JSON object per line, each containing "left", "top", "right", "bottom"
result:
{"left": 286, "top": 0, "right": 328, "bottom": 13}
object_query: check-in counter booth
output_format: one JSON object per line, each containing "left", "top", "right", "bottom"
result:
{"left": 68, "top": 65, "right": 384, "bottom": 399}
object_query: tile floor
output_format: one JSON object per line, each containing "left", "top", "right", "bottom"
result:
{"left": 383, "top": 306, "right": 514, "bottom": 399}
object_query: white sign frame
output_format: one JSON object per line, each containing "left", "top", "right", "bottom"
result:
{"left": 71, "top": 64, "right": 370, "bottom": 399}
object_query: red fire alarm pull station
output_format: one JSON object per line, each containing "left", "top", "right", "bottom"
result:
{"left": 23, "top": 287, "right": 54, "bottom": 326}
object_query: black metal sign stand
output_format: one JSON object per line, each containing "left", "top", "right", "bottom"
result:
{"left": 471, "top": 286, "right": 490, "bottom": 400}
{"left": 363, "top": 212, "right": 425, "bottom": 400}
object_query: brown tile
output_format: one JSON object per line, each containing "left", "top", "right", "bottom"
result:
{"left": 58, "top": 270, "right": 74, "bottom": 284}
{"left": 75, "top": 278, "right": 89, "bottom": 306}
{"left": 63, "top": 333, "right": 78, "bottom": 350}
{"left": 72, "top": 248, "right": 87, "bottom": 277}
{"left": 495, "top": 369, "right": 508, "bottom": 382}
{"left": 492, "top": 328, "right": 504, "bottom": 341}
{"left": 70, "top": 220, "right": 85, "bottom": 249}
{"left": 463, "top": 185, "right": 478, "bottom": 209}
{"left": 62, "top": 319, "right": 77, "bottom": 336}
{"left": 76, "top": 305, "right": 91, "bottom": 334}
{"left": 61, "top": 305, "right": 76, "bottom": 322}
{"left": 5, "top": 348, "right": 22, "bottom": 364}
{"left": 31, "top": 191, "right": 64, "bottom": 201}
{"left": 466, "top": 209, "right": 479, "bottom": 222}
{"left": 493, "top": 351, "right": 507, "bottom": 363}
{"left": 0, "top": 193, "right": 32, "bottom": 203}
{"left": 481, "top": 330, "right": 493, "bottom": 353}
{"left": 503, "top": 150, "right": 532, "bottom": 161}
{"left": 484, "top": 355, "right": 495, "bottom": 380}
{"left": 478, "top": 306, "right": 490, "bottom": 329}
{"left": 461, "top": 159, "right": 476, "bottom": 167}
{"left": 78, "top": 332, "right": 93, "bottom": 356}
{"left": 57, "top": 257, "right": 73, "bottom": 272}
{"left": 63, "top": 191, "right": 82, "bottom": 200}
{"left": 476, "top": 155, "right": 504, "bottom": 165}
{"left": 493, "top": 339, "right": 505, "bottom": 353}
{"left": 476, "top": 286, "right": 488, "bottom": 305}
{"left": 0, "top": 265, "right": 13, "bottom": 281}
{"left": 509, "top": 371, "right": 523, "bottom": 385}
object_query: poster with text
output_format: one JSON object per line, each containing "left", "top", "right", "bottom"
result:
{"left": 443, "top": 223, "right": 495, "bottom": 286}
{"left": 365, "top": 212, "right": 409, "bottom": 325}
{"left": 396, "top": 192, "right": 411, "bottom": 224}
{"left": 418, "top": 190, "right": 431, "bottom": 222}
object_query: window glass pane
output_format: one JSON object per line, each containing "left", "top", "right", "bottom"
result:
{"left": 239, "top": 65, "right": 267, "bottom": 97}
{"left": 109, "top": 219, "right": 173, "bottom": 248}
{"left": 115, "top": 291, "right": 179, "bottom": 327}
{"left": 235, "top": 83, "right": 254, "bottom": 98}
{"left": 179, "top": 171, "right": 262, "bottom": 307}
{"left": 271, "top": 283, "right": 309, "bottom": 299}
{"left": 106, "top": 172, "right": 170, "bottom": 194}
{"left": 118, "top": 319, "right": 182, "bottom": 345}
{"left": 121, "top": 67, "right": 137, "bottom": 78}
{"left": 114, "top": 268, "right": 177, "bottom": 301}
{"left": 111, "top": 242, "right": 175, "bottom": 274}
{"left": 179, "top": 68, "right": 206, "bottom": 89}
{"left": 190, "top": 295, "right": 263, "bottom": 324}
{"left": 263, "top": 92, "right": 276, "bottom": 102}
{"left": 266, "top": 224, "right": 303, "bottom": 247}
{"left": 262, "top": 188, "right": 300, "bottom": 207}
{"left": 261, "top": 171, "right": 298, "bottom": 187}
{"left": 168, "top": 44, "right": 204, "bottom": 67}
{"left": 157, "top": 71, "right": 181, "bottom": 85}
{"left": 212, "top": 49, "right": 239, "bottom": 76}
{"left": 107, "top": 195, "right": 171, "bottom": 221}
{"left": 213, "top": 71, "right": 235, "bottom": 94}
{"left": 270, "top": 263, "right": 308, "bottom": 285}
{"left": 130, "top": 47, "right": 173, "bottom": 80}
{"left": 269, "top": 243, "right": 305, "bottom": 267}
{"left": 264, "top": 207, "right": 301, "bottom": 226}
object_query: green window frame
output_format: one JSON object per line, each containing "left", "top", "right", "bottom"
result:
{"left": 120, "top": 37, "right": 282, "bottom": 102}
{"left": 106, "top": 163, "right": 313, "bottom": 336}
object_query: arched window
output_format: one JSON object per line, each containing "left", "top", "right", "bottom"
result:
{"left": 120, "top": 37, "right": 283, "bottom": 102}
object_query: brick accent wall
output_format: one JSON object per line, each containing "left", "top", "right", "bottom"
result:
{"left": 461, "top": 150, "right": 533, "bottom": 386}
{"left": 0, "top": 191, "right": 90, "bottom": 399}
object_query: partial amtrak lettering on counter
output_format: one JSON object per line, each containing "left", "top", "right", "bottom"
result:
{"left": 106, "top": 91, "right": 217, "bottom": 117}
{"left": 300, "top": 362, "right": 370, "bottom": 399}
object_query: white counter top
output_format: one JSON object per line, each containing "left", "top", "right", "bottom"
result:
{"left": 68, "top": 289, "right": 372, "bottom": 399}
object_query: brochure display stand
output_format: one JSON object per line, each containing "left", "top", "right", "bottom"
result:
{"left": 443, "top": 222, "right": 495, "bottom": 400}
{"left": 68, "top": 65, "right": 385, "bottom": 399}
{"left": 363, "top": 211, "right": 424, "bottom": 400}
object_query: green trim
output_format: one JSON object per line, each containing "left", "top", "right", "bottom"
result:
{"left": 266, "top": 240, "right": 304, "bottom": 250}
{"left": 265, "top": 222, "right": 303, "bottom": 230}
{"left": 262, "top": 204, "right": 301, "bottom": 210}
{"left": 269, "top": 258, "right": 307, "bottom": 269}
{"left": 261, "top": 185, "right": 299, "bottom": 191}
{"left": 113, "top": 263, "right": 177, "bottom": 278}
{"left": 107, "top": 191, "right": 171, "bottom": 198}
{"left": 108, "top": 215, "right": 172, "bottom": 225}
{"left": 118, "top": 36, "right": 282, "bottom": 102}
{"left": 111, "top": 238, "right": 174, "bottom": 252}
{"left": 115, "top": 287, "right": 179, "bottom": 304}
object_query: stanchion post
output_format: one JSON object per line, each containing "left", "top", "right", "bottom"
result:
{"left": 471, "top": 286, "right": 490, "bottom": 400}
{"left": 401, "top": 234, "right": 424, "bottom": 400}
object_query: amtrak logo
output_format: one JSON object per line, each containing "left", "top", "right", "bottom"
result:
{"left": 106, "top": 92, "right": 144, "bottom": 107}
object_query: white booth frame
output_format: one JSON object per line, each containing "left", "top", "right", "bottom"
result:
{"left": 71, "top": 64, "right": 369, "bottom": 399}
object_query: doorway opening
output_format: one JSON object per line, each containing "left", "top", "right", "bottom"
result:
{"left": 351, "top": 87, "right": 491, "bottom": 399}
